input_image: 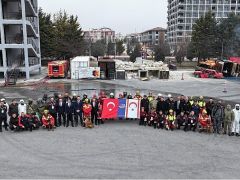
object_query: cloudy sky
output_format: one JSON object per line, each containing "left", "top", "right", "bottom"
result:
{"left": 38, "top": 0, "right": 168, "bottom": 35}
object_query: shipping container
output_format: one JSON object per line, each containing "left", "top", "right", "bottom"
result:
{"left": 98, "top": 59, "right": 116, "bottom": 79}
{"left": 71, "top": 56, "right": 99, "bottom": 79}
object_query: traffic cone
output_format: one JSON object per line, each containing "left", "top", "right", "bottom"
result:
{"left": 223, "top": 81, "right": 227, "bottom": 93}
{"left": 181, "top": 73, "right": 184, "bottom": 80}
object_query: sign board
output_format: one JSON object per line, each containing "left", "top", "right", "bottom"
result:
{"left": 78, "top": 67, "right": 100, "bottom": 79}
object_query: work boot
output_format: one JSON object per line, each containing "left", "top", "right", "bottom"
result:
{"left": 231, "top": 132, "right": 234, "bottom": 136}
{"left": 0, "top": 128, "right": 2, "bottom": 132}
{"left": 5, "top": 127, "right": 8, "bottom": 131}
{"left": 236, "top": 133, "right": 239, "bottom": 137}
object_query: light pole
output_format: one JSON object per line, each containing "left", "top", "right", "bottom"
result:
{"left": 221, "top": 41, "right": 224, "bottom": 60}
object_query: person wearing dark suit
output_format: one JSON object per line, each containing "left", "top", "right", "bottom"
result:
{"left": 73, "top": 96, "right": 83, "bottom": 127}
{"left": 65, "top": 98, "right": 74, "bottom": 127}
{"left": 91, "top": 97, "right": 99, "bottom": 125}
{"left": 56, "top": 98, "right": 66, "bottom": 127}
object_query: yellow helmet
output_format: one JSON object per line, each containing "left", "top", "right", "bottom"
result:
{"left": 136, "top": 91, "right": 140, "bottom": 95}
{"left": 202, "top": 109, "right": 207, "bottom": 114}
{"left": 43, "top": 110, "right": 49, "bottom": 114}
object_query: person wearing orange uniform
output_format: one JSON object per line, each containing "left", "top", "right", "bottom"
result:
{"left": 198, "top": 109, "right": 211, "bottom": 133}
{"left": 42, "top": 110, "right": 55, "bottom": 131}
{"left": 83, "top": 99, "right": 93, "bottom": 128}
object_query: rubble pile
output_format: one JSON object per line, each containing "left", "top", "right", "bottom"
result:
{"left": 115, "top": 59, "right": 169, "bottom": 71}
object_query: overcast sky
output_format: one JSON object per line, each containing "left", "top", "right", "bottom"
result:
{"left": 38, "top": 0, "right": 168, "bottom": 35}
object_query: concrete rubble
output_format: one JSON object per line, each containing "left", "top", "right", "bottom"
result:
{"left": 115, "top": 59, "right": 169, "bottom": 71}
{"left": 114, "top": 59, "right": 169, "bottom": 80}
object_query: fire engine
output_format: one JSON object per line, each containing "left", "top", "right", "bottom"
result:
{"left": 48, "top": 60, "right": 69, "bottom": 78}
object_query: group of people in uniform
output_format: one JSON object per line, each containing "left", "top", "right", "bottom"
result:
{"left": 139, "top": 93, "right": 239, "bottom": 136}
{"left": 0, "top": 91, "right": 240, "bottom": 136}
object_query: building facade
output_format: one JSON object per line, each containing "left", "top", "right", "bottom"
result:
{"left": 167, "top": 0, "right": 240, "bottom": 50}
{"left": 0, "top": 0, "right": 41, "bottom": 79}
{"left": 125, "top": 33, "right": 142, "bottom": 43}
{"left": 141, "top": 27, "right": 167, "bottom": 49}
{"left": 84, "top": 27, "right": 115, "bottom": 43}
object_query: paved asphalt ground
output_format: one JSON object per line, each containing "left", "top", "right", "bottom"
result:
{"left": 1, "top": 120, "right": 240, "bottom": 179}
{"left": 0, "top": 74, "right": 240, "bottom": 179}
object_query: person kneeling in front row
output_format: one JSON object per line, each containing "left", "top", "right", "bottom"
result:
{"left": 42, "top": 110, "right": 55, "bottom": 131}
{"left": 9, "top": 113, "right": 20, "bottom": 132}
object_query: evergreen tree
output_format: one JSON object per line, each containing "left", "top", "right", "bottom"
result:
{"left": 130, "top": 43, "right": 141, "bottom": 62}
{"left": 191, "top": 11, "right": 218, "bottom": 60}
{"left": 217, "top": 13, "right": 240, "bottom": 58}
{"left": 107, "top": 41, "right": 115, "bottom": 56}
{"left": 39, "top": 8, "right": 55, "bottom": 58}
{"left": 91, "top": 40, "right": 106, "bottom": 57}
{"left": 116, "top": 40, "right": 125, "bottom": 55}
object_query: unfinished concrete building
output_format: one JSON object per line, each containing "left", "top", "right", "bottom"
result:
{"left": 0, "top": 0, "right": 41, "bottom": 79}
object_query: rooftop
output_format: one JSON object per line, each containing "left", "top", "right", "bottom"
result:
{"left": 142, "top": 27, "right": 167, "bottom": 34}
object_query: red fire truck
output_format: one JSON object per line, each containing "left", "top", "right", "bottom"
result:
{"left": 48, "top": 60, "right": 69, "bottom": 78}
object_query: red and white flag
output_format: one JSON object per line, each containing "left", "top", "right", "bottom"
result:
{"left": 126, "top": 99, "right": 140, "bottom": 119}
{"left": 101, "top": 99, "right": 119, "bottom": 119}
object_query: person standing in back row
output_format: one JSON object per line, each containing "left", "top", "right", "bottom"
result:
{"left": 231, "top": 104, "right": 240, "bottom": 136}
{"left": 56, "top": 98, "right": 65, "bottom": 127}
{"left": 224, "top": 104, "right": 234, "bottom": 136}
{"left": 65, "top": 98, "right": 74, "bottom": 127}
{"left": 211, "top": 101, "right": 224, "bottom": 134}
{"left": 91, "top": 96, "right": 99, "bottom": 125}
{"left": 0, "top": 100, "right": 8, "bottom": 132}
{"left": 73, "top": 96, "right": 83, "bottom": 127}
{"left": 48, "top": 97, "right": 57, "bottom": 127}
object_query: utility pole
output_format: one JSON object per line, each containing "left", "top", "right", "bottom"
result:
{"left": 221, "top": 41, "right": 224, "bottom": 60}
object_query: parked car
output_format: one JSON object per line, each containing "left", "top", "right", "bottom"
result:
{"left": 168, "top": 63, "right": 177, "bottom": 70}
{"left": 193, "top": 69, "right": 224, "bottom": 79}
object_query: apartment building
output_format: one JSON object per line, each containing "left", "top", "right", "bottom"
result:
{"left": 84, "top": 27, "right": 116, "bottom": 43}
{"left": 141, "top": 27, "right": 167, "bottom": 49}
{"left": 167, "top": 0, "right": 240, "bottom": 50}
{"left": 0, "top": 0, "right": 41, "bottom": 80}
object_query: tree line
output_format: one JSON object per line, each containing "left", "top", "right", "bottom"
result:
{"left": 186, "top": 12, "right": 240, "bottom": 61}
{"left": 39, "top": 9, "right": 125, "bottom": 60}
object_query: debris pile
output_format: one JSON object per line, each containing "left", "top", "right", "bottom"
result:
{"left": 115, "top": 59, "right": 169, "bottom": 71}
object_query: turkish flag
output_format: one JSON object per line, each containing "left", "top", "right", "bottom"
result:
{"left": 101, "top": 99, "right": 119, "bottom": 119}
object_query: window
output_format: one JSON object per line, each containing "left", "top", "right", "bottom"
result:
{"left": 79, "top": 62, "right": 88, "bottom": 68}
{"left": 53, "top": 66, "right": 59, "bottom": 72}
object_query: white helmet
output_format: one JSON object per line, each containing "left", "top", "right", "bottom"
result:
{"left": 110, "top": 93, "right": 114, "bottom": 96}
{"left": 158, "top": 94, "right": 162, "bottom": 97}
{"left": 20, "top": 99, "right": 24, "bottom": 103}
{"left": 168, "top": 94, "right": 172, "bottom": 98}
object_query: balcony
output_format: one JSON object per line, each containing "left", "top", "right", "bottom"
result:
{"left": 25, "top": 0, "right": 37, "bottom": 17}
{"left": 3, "top": 12, "right": 22, "bottom": 20}
{"left": 26, "top": 17, "right": 39, "bottom": 37}
{"left": 5, "top": 34, "right": 23, "bottom": 44}
{"left": 27, "top": 37, "right": 40, "bottom": 57}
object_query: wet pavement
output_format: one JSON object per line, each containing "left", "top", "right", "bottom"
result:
{"left": 0, "top": 80, "right": 166, "bottom": 103}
